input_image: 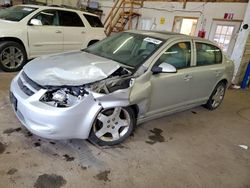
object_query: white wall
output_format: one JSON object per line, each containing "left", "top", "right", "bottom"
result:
{"left": 0, "top": 0, "right": 10, "bottom": 5}
{"left": 36, "top": 0, "right": 79, "bottom": 6}
{"left": 99, "top": 1, "right": 247, "bottom": 40}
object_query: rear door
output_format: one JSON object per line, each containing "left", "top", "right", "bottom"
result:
{"left": 58, "top": 10, "right": 86, "bottom": 51}
{"left": 27, "top": 9, "right": 63, "bottom": 58}
{"left": 189, "top": 41, "right": 225, "bottom": 101}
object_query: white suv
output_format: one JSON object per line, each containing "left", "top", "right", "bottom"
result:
{"left": 0, "top": 5, "right": 106, "bottom": 72}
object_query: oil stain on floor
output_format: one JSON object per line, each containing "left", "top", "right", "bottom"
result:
{"left": 7, "top": 168, "right": 18, "bottom": 175}
{"left": 146, "top": 128, "right": 165, "bottom": 145}
{"left": 94, "top": 170, "right": 111, "bottom": 182}
{"left": 0, "top": 142, "right": 6, "bottom": 154}
{"left": 34, "top": 174, "right": 66, "bottom": 188}
{"left": 3, "top": 127, "right": 22, "bottom": 135}
{"left": 63, "top": 154, "right": 75, "bottom": 162}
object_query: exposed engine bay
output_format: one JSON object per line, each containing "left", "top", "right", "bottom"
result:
{"left": 40, "top": 67, "right": 134, "bottom": 108}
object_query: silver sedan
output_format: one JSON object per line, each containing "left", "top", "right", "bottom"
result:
{"left": 10, "top": 31, "right": 234, "bottom": 146}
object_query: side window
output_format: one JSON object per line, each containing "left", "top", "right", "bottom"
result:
{"left": 59, "top": 11, "right": 84, "bottom": 27}
{"left": 32, "top": 9, "right": 59, "bottom": 26}
{"left": 155, "top": 42, "right": 191, "bottom": 69}
{"left": 196, "top": 43, "right": 222, "bottom": 66}
{"left": 83, "top": 14, "right": 103, "bottom": 27}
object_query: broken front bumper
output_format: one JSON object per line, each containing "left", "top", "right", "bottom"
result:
{"left": 10, "top": 75, "right": 102, "bottom": 140}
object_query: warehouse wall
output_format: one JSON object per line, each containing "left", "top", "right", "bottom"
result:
{"left": 141, "top": 2, "right": 246, "bottom": 36}
{"left": 99, "top": 1, "right": 247, "bottom": 39}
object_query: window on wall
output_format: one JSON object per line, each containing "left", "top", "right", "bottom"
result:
{"left": 172, "top": 17, "right": 198, "bottom": 36}
{"left": 213, "top": 25, "right": 234, "bottom": 52}
{"left": 195, "top": 42, "right": 222, "bottom": 66}
{"left": 155, "top": 42, "right": 191, "bottom": 69}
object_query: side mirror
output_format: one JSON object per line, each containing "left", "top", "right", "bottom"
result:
{"left": 29, "top": 19, "right": 42, "bottom": 26}
{"left": 152, "top": 62, "right": 177, "bottom": 74}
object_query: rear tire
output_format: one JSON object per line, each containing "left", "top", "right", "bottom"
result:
{"left": 0, "top": 41, "right": 27, "bottom": 72}
{"left": 204, "top": 82, "right": 226, "bottom": 110}
{"left": 89, "top": 107, "right": 136, "bottom": 146}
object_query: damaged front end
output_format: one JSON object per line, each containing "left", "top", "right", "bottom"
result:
{"left": 39, "top": 67, "right": 134, "bottom": 109}
{"left": 10, "top": 63, "right": 144, "bottom": 140}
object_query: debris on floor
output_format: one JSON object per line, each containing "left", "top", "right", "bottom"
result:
{"left": 238, "top": 145, "right": 248, "bottom": 150}
{"left": 230, "top": 85, "right": 241, "bottom": 89}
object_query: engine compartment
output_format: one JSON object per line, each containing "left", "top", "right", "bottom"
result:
{"left": 39, "top": 67, "right": 133, "bottom": 107}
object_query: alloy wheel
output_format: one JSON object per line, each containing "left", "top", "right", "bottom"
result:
{"left": 93, "top": 107, "right": 131, "bottom": 142}
{"left": 211, "top": 85, "right": 225, "bottom": 108}
{"left": 0, "top": 46, "right": 24, "bottom": 70}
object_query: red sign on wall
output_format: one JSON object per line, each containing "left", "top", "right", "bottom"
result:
{"left": 198, "top": 30, "right": 206, "bottom": 38}
{"left": 224, "top": 13, "right": 234, "bottom": 20}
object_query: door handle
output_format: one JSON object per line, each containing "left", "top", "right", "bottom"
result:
{"left": 183, "top": 74, "right": 192, "bottom": 81}
{"left": 55, "top": 30, "right": 62, "bottom": 34}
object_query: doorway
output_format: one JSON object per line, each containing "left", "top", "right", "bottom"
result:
{"left": 209, "top": 20, "right": 241, "bottom": 56}
{"left": 172, "top": 16, "right": 198, "bottom": 36}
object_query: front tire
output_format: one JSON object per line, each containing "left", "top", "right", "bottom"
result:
{"left": 0, "top": 41, "right": 27, "bottom": 72}
{"left": 89, "top": 107, "right": 136, "bottom": 146}
{"left": 204, "top": 82, "right": 226, "bottom": 110}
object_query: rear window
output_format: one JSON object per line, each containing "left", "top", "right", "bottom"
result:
{"left": 196, "top": 42, "right": 222, "bottom": 66}
{"left": 59, "top": 10, "right": 84, "bottom": 27}
{"left": 83, "top": 14, "right": 103, "bottom": 27}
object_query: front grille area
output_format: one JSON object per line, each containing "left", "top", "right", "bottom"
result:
{"left": 18, "top": 72, "right": 43, "bottom": 96}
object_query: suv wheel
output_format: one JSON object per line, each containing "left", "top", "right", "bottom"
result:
{"left": 89, "top": 107, "right": 135, "bottom": 146}
{"left": 0, "top": 41, "right": 27, "bottom": 72}
{"left": 204, "top": 82, "right": 226, "bottom": 110}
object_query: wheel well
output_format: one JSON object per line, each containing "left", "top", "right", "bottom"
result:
{"left": 87, "top": 40, "right": 99, "bottom": 47}
{"left": 0, "top": 37, "right": 26, "bottom": 52}
{"left": 130, "top": 104, "right": 139, "bottom": 118}
{"left": 219, "top": 79, "right": 228, "bottom": 87}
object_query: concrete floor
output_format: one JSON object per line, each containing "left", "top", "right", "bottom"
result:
{"left": 0, "top": 72, "right": 249, "bottom": 188}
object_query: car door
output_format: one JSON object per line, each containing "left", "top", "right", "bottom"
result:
{"left": 27, "top": 9, "right": 63, "bottom": 58}
{"left": 58, "top": 10, "right": 86, "bottom": 51}
{"left": 188, "top": 41, "right": 225, "bottom": 101}
{"left": 147, "top": 40, "right": 196, "bottom": 115}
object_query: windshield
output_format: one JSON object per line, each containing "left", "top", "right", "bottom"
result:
{"left": 0, "top": 6, "right": 37, "bottom": 22}
{"left": 85, "top": 32, "right": 164, "bottom": 68}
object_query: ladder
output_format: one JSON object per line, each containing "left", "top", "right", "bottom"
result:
{"left": 104, "top": 0, "right": 144, "bottom": 36}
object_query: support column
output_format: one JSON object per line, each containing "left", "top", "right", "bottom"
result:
{"left": 231, "top": 2, "right": 250, "bottom": 84}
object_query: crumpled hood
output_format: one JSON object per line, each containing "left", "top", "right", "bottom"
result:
{"left": 23, "top": 51, "right": 121, "bottom": 86}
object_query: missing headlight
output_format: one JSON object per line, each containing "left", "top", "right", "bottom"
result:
{"left": 52, "top": 90, "right": 67, "bottom": 103}
{"left": 40, "top": 87, "right": 89, "bottom": 107}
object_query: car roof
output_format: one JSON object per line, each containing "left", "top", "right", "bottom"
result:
{"left": 128, "top": 30, "right": 215, "bottom": 44}
{"left": 18, "top": 4, "right": 99, "bottom": 17}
